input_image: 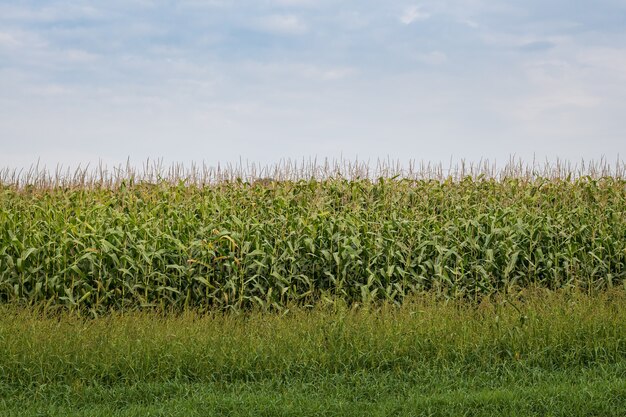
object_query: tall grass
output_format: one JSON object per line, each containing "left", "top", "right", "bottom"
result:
{"left": 0, "top": 159, "right": 624, "bottom": 312}
{"left": 2, "top": 290, "right": 626, "bottom": 386}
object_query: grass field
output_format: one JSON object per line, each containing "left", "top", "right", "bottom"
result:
{"left": 2, "top": 291, "right": 626, "bottom": 416}
{"left": 0, "top": 160, "right": 625, "bottom": 415}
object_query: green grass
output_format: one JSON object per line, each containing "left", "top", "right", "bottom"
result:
{"left": 2, "top": 291, "right": 626, "bottom": 415}
{"left": 3, "top": 373, "right": 626, "bottom": 416}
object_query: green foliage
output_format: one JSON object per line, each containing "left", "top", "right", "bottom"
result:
{"left": 0, "top": 176, "right": 624, "bottom": 312}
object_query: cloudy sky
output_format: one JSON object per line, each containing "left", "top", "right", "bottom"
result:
{"left": 1, "top": 0, "right": 625, "bottom": 170}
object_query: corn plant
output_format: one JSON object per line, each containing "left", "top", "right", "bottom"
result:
{"left": 0, "top": 160, "right": 624, "bottom": 312}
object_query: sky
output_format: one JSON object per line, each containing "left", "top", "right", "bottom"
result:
{"left": 1, "top": 0, "right": 625, "bottom": 170}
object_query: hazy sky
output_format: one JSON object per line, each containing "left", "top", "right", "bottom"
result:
{"left": 1, "top": 0, "right": 625, "bottom": 170}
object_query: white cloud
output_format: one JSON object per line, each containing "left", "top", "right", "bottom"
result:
{"left": 514, "top": 90, "right": 601, "bottom": 122}
{"left": 177, "top": 0, "right": 229, "bottom": 7}
{"left": 237, "top": 61, "right": 355, "bottom": 82}
{"left": 318, "top": 67, "right": 355, "bottom": 80}
{"left": 400, "top": 5, "right": 430, "bottom": 25}
{"left": 64, "top": 49, "right": 100, "bottom": 63}
{"left": 0, "top": 4, "right": 104, "bottom": 22}
{"left": 255, "top": 14, "right": 308, "bottom": 35}
{"left": 416, "top": 51, "right": 447, "bottom": 65}
{"left": 461, "top": 18, "right": 479, "bottom": 29}
{"left": 272, "top": 0, "right": 317, "bottom": 6}
{"left": 0, "top": 29, "right": 47, "bottom": 50}
{"left": 24, "top": 83, "right": 74, "bottom": 97}
{"left": 0, "top": 32, "right": 20, "bottom": 48}
{"left": 577, "top": 47, "right": 626, "bottom": 81}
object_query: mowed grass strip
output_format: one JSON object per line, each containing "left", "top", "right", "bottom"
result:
{"left": 3, "top": 377, "right": 626, "bottom": 416}
{"left": 1, "top": 175, "right": 624, "bottom": 312}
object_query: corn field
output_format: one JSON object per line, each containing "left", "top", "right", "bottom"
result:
{"left": 0, "top": 159, "right": 624, "bottom": 312}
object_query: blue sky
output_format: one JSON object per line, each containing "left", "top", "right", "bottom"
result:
{"left": 1, "top": 0, "right": 625, "bottom": 169}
